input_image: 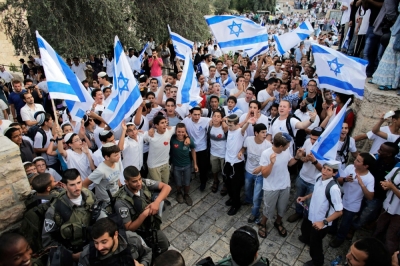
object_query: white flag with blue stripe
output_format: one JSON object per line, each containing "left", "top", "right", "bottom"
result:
{"left": 168, "top": 25, "right": 194, "bottom": 61}
{"left": 176, "top": 51, "right": 202, "bottom": 107}
{"left": 341, "top": 28, "right": 351, "bottom": 50}
{"left": 131, "top": 43, "right": 149, "bottom": 72}
{"left": 204, "top": 15, "right": 269, "bottom": 59}
{"left": 312, "top": 43, "right": 367, "bottom": 99}
{"left": 36, "top": 31, "right": 94, "bottom": 121}
{"left": 273, "top": 20, "right": 314, "bottom": 56}
{"left": 331, "top": 21, "right": 339, "bottom": 36}
{"left": 218, "top": 76, "right": 236, "bottom": 96}
{"left": 103, "top": 36, "right": 143, "bottom": 130}
{"left": 311, "top": 98, "right": 351, "bottom": 164}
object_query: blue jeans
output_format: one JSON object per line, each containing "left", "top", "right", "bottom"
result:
{"left": 352, "top": 198, "right": 383, "bottom": 229}
{"left": 173, "top": 165, "right": 191, "bottom": 187}
{"left": 295, "top": 176, "right": 315, "bottom": 215}
{"left": 336, "top": 208, "right": 357, "bottom": 241}
{"left": 244, "top": 171, "right": 264, "bottom": 218}
{"left": 363, "top": 26, "right": 381, "bottom": 77}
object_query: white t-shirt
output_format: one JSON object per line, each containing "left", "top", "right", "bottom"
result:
{"left": 71, "top": 63, "right": 87, "bottom": 82}
{"left": 0, "top": 119, "right": 11, "bottom": 135}
{"left": 122, "top": 134, "right": 144, "bottom": 170}
{"left": 223, "top": 106, "right": 243, "bottom": 117}
{"left": 268, "top": 116, "right": 299, "bottom": 155}
{"left": 239, "top": 113, "right": 270, "bottom": 137}
{"left": 308, "top": 177, "right": 343, "bottom": 226}
{"left": 45, "top": 168, "right": 62, "bottom": 182}
{"left": 33, "top": 128, "right": 57, "bottom": 165}
{"left": 259, "top": 147, "right": 292, "bottom": 190}
{"left": 294, "top": 110, "right": 320, "bottom": 129}
{"left": 20, "top": 104, "right": 45, "bottom": 122}
{"left": 134, "top": 115, "right": 149, "bottom": 153}
{"left": 336, "top": 137, "right": 357, "bottom": 176}
{"left": 257, "top": 90, "right": 276, "bottom": 116}
{"left": 367, "top": 126, "right": 399, "bottom": 154}
{"left": 209, "top": 126, "right": 227, "bottom": 158}
{"left": 236, "top": 98, "right": 250, "bottom": 114}
{"left": 103, "top": 58, "right": 114, "bottom": 77}
{"left": 88, "top": 161, "right": 120, "bottom": 201}
{"left": 342, "top": 165, "right": 375, "bottom": 212}
{"left": 182, "top": 117, "right": 210, "bottom": 152}
{"left": 244, "top": 137, "right": 272, "bottom": 175}
{"left": 383, "top": 167, "right": 400, "bottom": 215}
{"left": 358, "top": 8, "right": 371, "bottom": 35}
{"left": 225, "top": 128, "right": 247, "bottom": 164}
{"left": 229, "top": 88, "right": 246, "bottom": 99}
{"left": 64, "top": 149, "right": 93, "bottom": 180}
{"left": 340, "top": 0, "right": 351, "bottom": 25}
{"left": 143, "top": 127, "right": 175, "bottom": 168}
{"left": 299, "top": 138, "right": 321, "bottom": 184}
{"left": 0, "top": 99, "right": 8, "bottom": 120}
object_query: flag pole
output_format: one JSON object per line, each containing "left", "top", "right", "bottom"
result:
{"left": 50, "top": 98, "right": 60, "bottom": 128}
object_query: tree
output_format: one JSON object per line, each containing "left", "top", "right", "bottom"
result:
{"left": 0, "top": 0, "right": 138, "bottom": 57}
{"left": 214, "top": 0, "right": 231, "bottom": 14}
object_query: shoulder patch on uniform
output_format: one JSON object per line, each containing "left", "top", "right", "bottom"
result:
{"left": 119, "top": 207, "right": 129, "bottom": 218}
{"left": 44, "top": 218, "right": 55, "bottom": 232}
{"left": 144, "top": 179, "right": 156, "bottom": 187}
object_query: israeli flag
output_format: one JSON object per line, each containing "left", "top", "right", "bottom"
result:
{"left": 331, "top": 21, "right": 339, "bottom": 36}
{"left": 103, "top": 36, "right": 143, "bottom": 130}
{"left": 36, "top": 31, "right": 94, "bottom": 121}
{"left": 219, "top": 76, "right": 236, "bottom": 96}
{"left": 274, "top": 20, "right": 314, "bottom": 56}
{"left": 341, "top": 28, "right": 351, "bottom": 50}
{"left": 168, "top": 25, "right": 194, "bottom": 60}
{"left": 131, "top": 43, "right": 149, "bottom": 72}
{"left": 311, "top": 98, "right": 351, "bottom": 164}
{"left": 312, "top": 43, "right": 367, "bottom": 99}
{"left": 176, "top": 51, "right": 203, "bottom": 107}
{"left": 204, "top": 15, "right": 269, "bottom": 59}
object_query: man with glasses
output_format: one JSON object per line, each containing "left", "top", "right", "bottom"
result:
{"left": 218, "top": 68, "right": 235, "bottom": 96}
{"left": 20, "top": 92, "right": 45, "bottom": 126}
{"left": 302, "top": 80, "right": 323, "bottom": 116}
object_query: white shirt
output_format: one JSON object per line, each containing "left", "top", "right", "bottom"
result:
{"left": 236, "top": 98, "right": 250, "bottom": 114}
{"left": 0, "top": 119, "right": 11, "bottom": 135}
{"left": 209, "top": 126, "right": 227, "bottom": 158}
{"left": 340, "top": 0, "right": 351, "bottom": 24}
{"left": 0, "top": 70, "right": 14, "bottom": 83}
{"left": 182, "top": 117, "right": 211, "bottom": 152}
{"left": 70, "top": 63, "right": 87, "bottom": 82}
{"left": 225, "top": 128, "right": 247, "bottom": 164}
{"left": 229, "top": 88, "right": 246, "bottom": 99}
{"left": 122, "top": 134, "right": 144, "bottom": 170}
{"left": 244, "top": 137, "right": 272, "bottom": 175}
{"left": 367, "top": 126, "right": 399, "bottom": 154}
{"left": 383, "top": 167, "right": 400, "bottom": 215}
{"left": 336, "top": 137, "right": 357, "bottom": 176}
{"left": 299, "top": 139, "right": 321, "bottom": 184}
{"left": 342, "top": 165, "right": 375, "bottom": 212}
{"left": 127, "top": 55, "right": 138, "bottom": 72}
{"left": 258, "top": 90, "right": 277, "bottom": 116}
{"left": 20, "top": 104, "right": 45, "bottom": 122}
{"left": 308, "top": 177, "right": 343, "bottom": 226}
{"left": 103, "top": 58, "right": 114, "bottom": 77}
{"left": 223, "top": 106, "right": 243, "bottom": 117}
{"left": 33, "top": 128, "right": 57, "bottom": 165}
{"left": 88, "top": 161, "right": 120, "bottom": 201}
{"left": 64, "top": 149, "right": 93, "bottom": 180}
{"left": 267, "top": 116, "right": 299, "bottom": 155}
{"left": 0, "top": 100, "right": 8, "bottom": 120}
{"left": 143, "top": 127, "right": 175, "bottom": 168}
{"left": 260, "top": 147, "right": 292, "bottom": 190}
{"left": 239, "top": 113, "right": 270, "bottom": 137}
{"left": 294, "top": 110, "right": 320, "bottom": 129}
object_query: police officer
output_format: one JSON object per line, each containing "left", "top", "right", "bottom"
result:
{"left": 79, "top": 217, "right": 152, "bottom": 266}
{"left": 114, "top": 166, "right": 171, "bottom": 254}
{"left": 42, "top": 168, "right": 102, "bottom": 262}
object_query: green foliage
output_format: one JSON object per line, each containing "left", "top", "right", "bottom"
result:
{"left": 8, "top": 63, "right": 19, "bottom": 72}
{"left": 213, "top": 0, "right": 231, "bottom": 14}
{"left": 229, "top": 0, "right": 275, "bottom": 13}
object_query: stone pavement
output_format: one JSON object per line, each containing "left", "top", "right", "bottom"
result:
{"left": 161, "top": 175, "right": 371, "bottom": 266}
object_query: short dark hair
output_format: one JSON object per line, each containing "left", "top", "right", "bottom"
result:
{"left": 91, "top": 88, "right": 102, "bottom": 99}
{"left": 236, "top": 75, "right": 245, "bottom": 83}
{"left": 243, "top": 70, "right": 252, "bottom": 76}
{"left": 227, "top": 96, "right": 237, "bottom": 104}
{"left": 382, "top": 142, "right": 399, "bottom": 157}
{"left": 165, "top": 98, "right": 176, "bottom": 106}
{"left": 146, "top": 91, "right": 156, "bottom": 98}
{"left": 101, "top": 144, "right": 120, "bottom": 159}
{"left": 24, "top": 78, "right": 33, "bottom": 84}
{"left": 99, "top": 131, "right": 114, "bottom": 143}
{"left": 0, "top": 233, "right": 26, "bottom": 258}
{"left": 189, "top": 107, "right": 202, "bottom": 114}
{"left": 91, "top": 217, "right": 118, "bottom": 239}
{"left": 168, "top": 72, "right": 177, "bottom": 79}
{"left": 153, "top": 250, "right": 185, "bottom": 266}
{"left": 274, "top": 60, "right": 282, "bottom": 65}
{"left": 61, "top": 123, "right": 73, "bottom": 132}
{"left": 4, "top": 127, "right": 20, "bottom": 140}
{"left": 153, "top": 115, "right": 166, "bottom": 125}
{"left": 267, "top": 77, "right": 277, "bottom": 85}
{"left": 335, "top": 92, "right": 354, "bottom": 106}
{"left": 254, "top": 123, "right": 267, "bottom": 134}
{"left": 150, "top": 78, "right": 158, "bottom": 84}
{"left": 353, "top": 238, "right": 391, "bottom": 266}
{"left": 31, "top": 173, "right": 52, "bottom": 193}
{"left": 271, "top": 103, "right": 279, "bottom": 110}
{"left": 62, "top": 168, "right": 81, "bottom": 184}
{"left": 248, "top": 100, "right": 261, "bottom": 109}
{"left": 209, "top": 95, "right": 219, "bottom": 103}
{"left": 246, "top": 87, "right": 255, "bottom": 95}
{"left": 44, "top": 113, "right": 52, "bottom": 123}
{"left": 102, "top": 87, "right": 111, "bottom": 94}
{"left": 230, "top": 226, "right": 259, "bottom": 266}
{"left": 212, "top": 110, "right": 223, "bottom": 118}
{"left": 393, "top": 110, "right": 400, "bottom": 120}
{"left": 123, "top": 166, "right": 140, "bottom": 180}
{"left": 215, "top": 60, "right": 223, "bottom": 65}
{"left": 359, "top": 153, "right": 376, "bottom": 169}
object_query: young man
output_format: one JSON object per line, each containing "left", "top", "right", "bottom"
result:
{"left": 330, "top": 153, "right": 375, "bottom": 248}
{"left": 182, "top": 107, "right": 211, "bottom": 191}
{"left": 97, "top": 71, "right": 113, "bottom": 92}
{"left": 218, "top": 68, "right": 235, "bottom": 96}
{"left": 345, "top": 238, "right": 391, "bottom": 266}
{"left": 114, "top": 166, "right": 171, "bottom": 253}
{"left": 257, "top": 77, "right": 278, "bottom": 117}
{"left": 229, "top": 75, "right": 246, "bottom": 99}
{"left": 91, "top": 88, "right": 105, "bottom": 112}
{"left": 148, "top": 50, "right": 163, "bottom": 85}
{"left": 156, "top": 98, "right": 183, "bottom": 127}
{"left": 236, "top": 87, "right": 256, "bottom": 114}
{"left": 0, "top": 233, "right": 44, "bottom": 266}
{"left": 83, "top": 143, "right": 122, "bottom": 201}
{"left": 8, "top": 80, "right": 26, "bottom": 123}
{"left": 20, "top": 92, "right": 45, "bottom": 126}
{"left": 238, "top": 123, "right": 272, "bottom": 223}
{"left": 336, "top": 122, "right": 358, "bottom": 177}
{"left": 258, "top": 133, "right": 302, "bottom": 238}
{"left": 119, "top": 122, "right": 144, "bottom": 170}
{"left": 223, "top": 96, "right": 243, "bottom": 117}
{"left": 223, "top": 114, "right": 254, "bottom": 216}
{"left": 287, "top": 127, "right": 324, "bottom": 223}
{"left": 79, "top": 217, "right": 152, "bottom": 266}
{"left": 239, "top": 100, "right": 270, "bottom": 137}
{"left": 273, "top": 83, "right": 303, "bottom": 108}
{"left": 206, "top": 95, "right": 225, "bottom": 118}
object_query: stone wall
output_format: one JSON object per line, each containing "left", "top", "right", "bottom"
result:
{"left": 0, "top": 135, "right": 31, "bottom": 234}
{"left": 351, "top": 81, "right": 399, "bottom": 152}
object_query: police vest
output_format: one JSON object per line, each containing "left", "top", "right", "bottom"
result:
{"left": 52, "top": 188, "right": 96, "bottom": 251}
{"left": 88, "top": 230, "right": 133, "bottom": 266}
{"left": 114, "top": 185, "right": 162, "bottom": 231}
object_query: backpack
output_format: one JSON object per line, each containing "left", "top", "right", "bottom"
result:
{"left": 19, "top": 196, "right": 54, "bottom": 254}
{"left": 316, "top": 176, "right": 344, "bottom": 218}
{"left": 337, "top": 135, "right": 350, "bottom": 164}
{"left": 27, "top": 125, "right": 47, "bottom": 147}
{"left": 270, "top": 114, "right": 302, "bottom": 149}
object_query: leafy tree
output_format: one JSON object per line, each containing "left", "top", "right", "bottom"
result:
{"left": 213, "top": 0, "right": 231, "bottom": 14}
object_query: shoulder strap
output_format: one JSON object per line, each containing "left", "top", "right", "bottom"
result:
{"left": 325, "top": 179, "right": 338, "bottom": 218}
{"left": 286, "top": 114, "right": 300, "bottom": 139}
{"left": 53, "top": 197, "right": 73, "bottom": 226}
{"left": 338, "top": 135, "right": 350, "bottom": 163}
{"left": 138, "top": 117, "right": 145, "bottom": 130}
{"left": 270, "top": 116, "right": 278, "bottom": 126}
{"left": 390, "top": 168, "right": 400, "bottom": 186}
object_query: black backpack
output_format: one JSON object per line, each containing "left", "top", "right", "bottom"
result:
{"left": 27, "top": 125, "right": 47, "bottom": 147}
{"left": 270, "top": 114, "right": 302, "bottom": 148}
{"left": 337, "top": 135, "right": 350, "bottom": 164}
{"left": 316, "top": 176, "right": 344, "bottom": 218}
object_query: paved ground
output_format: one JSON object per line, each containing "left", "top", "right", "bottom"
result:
{"left": 161, "top": 175, "right": 371, "bottom": 266}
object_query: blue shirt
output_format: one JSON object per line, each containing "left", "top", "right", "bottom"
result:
{"left": 8, "top": 90, "right": 26, "bottom": 116}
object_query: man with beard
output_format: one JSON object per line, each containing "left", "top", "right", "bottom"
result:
{"left": 79, "top": 217, "right": 152, "bottom": 266}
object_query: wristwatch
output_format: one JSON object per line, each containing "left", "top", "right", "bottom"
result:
{"left": 323, "top": 219, "right": 328, "bottom": 226}
{"left": 50, "top": 139, "right": 55, "bottom": 142}
{"left": 312, "top": 160, "right": 318, "bottom": 165}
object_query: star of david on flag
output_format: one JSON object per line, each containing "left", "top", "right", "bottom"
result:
{"left": 103, "top": 36, "right": 143, "bottom": 130}
{"left": 227, "top": 21, "right": 244, "bottom": 37}
{"left": 312, "top": 43, "right": 367, "bottom": 99}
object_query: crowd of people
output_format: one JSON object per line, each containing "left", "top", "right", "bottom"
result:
{"left": 0, "top": 2, "right": 399, "bottom": 266}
